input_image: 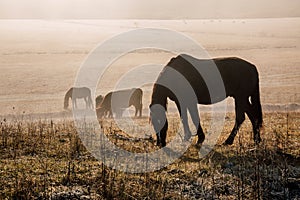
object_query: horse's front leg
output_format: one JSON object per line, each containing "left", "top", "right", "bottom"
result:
{"left": 134, "top": 105, "right": 138, "bottom": 117}
{"left": 188, "top": 105, "right": 205, "bottom": 145}
{"left": 179, "top": 108, "right": 192, "bottom": 141}
{"left": 157, "top": 120, "right": 168, "bottom": 147}
{"left": 84, "top": 97, "right": 88, "bottom": 109}
{"left": 175, "top": 101, "right": 191, "bottom": 141}
{"left": 72, "top": 99, "right": 77, "bottom": 109}
{"left": 137, "top": 103, "right": 143, "bottom": 118}
{"left": 150, "top": 109, "right": 168, "bottom": 147}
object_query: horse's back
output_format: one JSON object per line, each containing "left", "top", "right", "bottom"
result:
{"left": 170, "top": 54, "right": 257, "bottom": 75}
{"left": 213, "top": 57, "right": 259, "bottom": 97}
{"left": 102, "top": 88, "right": 142, "bottom": 108}
{"left": 72, "top": 86, "right": 91, "bottom": 93}
{"left": 163, "top": 54, "right": 259, "bottom": 102}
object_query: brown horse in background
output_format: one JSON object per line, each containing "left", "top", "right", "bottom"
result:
{"left": 149, "top": 54, "right": 262, "bottom": 147}
{"left": 64, "top": 87, "right": 93, "bottom": 109}
{"left": 96, "top": 88, "right": 143, "bottom": 118}
{"left": 95, "top": 95, "right": 104, "bottom": 108}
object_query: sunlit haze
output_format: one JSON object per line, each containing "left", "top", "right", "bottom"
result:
{"left": 0, "top": 0, "right": 299, "bottom": 19}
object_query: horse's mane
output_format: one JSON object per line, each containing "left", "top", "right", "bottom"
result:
{"left": 151, "top": 83, "right": 168, "bottom": 111}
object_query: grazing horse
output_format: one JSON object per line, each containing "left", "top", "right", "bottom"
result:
{"left": 64, "top": 87, "right": 94, "bottom": 109}
{"left": 96, "top": 88, "right": 143, "bottom": 118}
{"left": 149, "top": 54, "right": 262, "bottom": 147}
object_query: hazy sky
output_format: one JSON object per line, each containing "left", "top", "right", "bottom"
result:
{"left": 0, "top": 0, "right": 299, "bottom": 19}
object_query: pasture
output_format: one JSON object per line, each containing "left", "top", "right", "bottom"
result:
{"left": 0, "top": 18, "right": 299, "bottom": 199}
{"left": 0, "top": 112, "right": 299, "bottom": 199}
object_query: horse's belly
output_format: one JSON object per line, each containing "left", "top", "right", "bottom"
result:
{"left": 197, "top": 94, "right": 227, "bottom": 105}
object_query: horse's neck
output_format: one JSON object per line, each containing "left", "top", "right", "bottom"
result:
{"left": 151, "top": 85, "right": 168, "bottom": 109}
{"left": 66, "top": 89, "right": 73, "bottom": 99}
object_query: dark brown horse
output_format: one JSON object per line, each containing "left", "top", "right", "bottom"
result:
{"left": 64, "top": 87, "right": 93, "bottom": 109}
{"left": 96, "top": 88, "right": 143, "bottom": 118}
{"left": 149, "top": 54, "right": 262, "bottom": 147}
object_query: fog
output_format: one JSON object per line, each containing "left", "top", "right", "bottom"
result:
{"left": 0, "top": 0, "right": 299, "bottom": 19}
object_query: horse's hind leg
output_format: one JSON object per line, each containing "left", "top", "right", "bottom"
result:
{"left": 134, "top": 103, "right": 143, "bottom": 118}
{"left": 224, "top": 98, "right": 246, "bottom": 145}
{"left": 139, "top": 103, "right": 142, "bottom": 117}
{"left": 84, "top": 97, "right": 88, "bottom": 109}
{"left": 245, "top": 101, "right": 261, "bottom": 144}
{"left": 88, "top": 96, "right": 93, "bottom": 109}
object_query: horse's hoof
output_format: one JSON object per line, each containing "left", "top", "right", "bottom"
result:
{"left": 254, "top": 137, "right": 261, "bottom": 145}
{"left": 198, "top": 134, "right": 205, "bottom": 144}
{"left": 157, "top": 140, "right": 166, "bottom": 148}
{"left": 196, "top": 140, "right": 203, "bottom": 145}
{"left": 195, "top": 141, "right": 203, "bottom": 149}
{"left": 156, "top": 141, "right": 161, "bottom": 147}
{"left": 184, "top": 133, "right": 192, "bottom": 141}
{"left": 196, "top": 140, "right": 204, "bottom": 148}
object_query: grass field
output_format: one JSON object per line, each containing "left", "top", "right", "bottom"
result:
{"left": 0, "top": 18, "right": 299, "bottom": 199}
{"left": 0, "top": 112, "right": 299, "bottom": 199}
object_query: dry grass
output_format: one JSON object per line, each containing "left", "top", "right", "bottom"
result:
{"left": 0, "top": 112, "right": 299, "bottom": 199}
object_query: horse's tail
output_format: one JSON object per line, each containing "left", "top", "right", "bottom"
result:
{"left": 138, "top": 88, "right": 143, "bottom": 116}
{"left": 87, "top": 91, "right": 94, "bottom": 109}
{"left": 251, "top": 76, "right": 263, "bottom": 128}
{"left": 138, "top": 88, "right": 143, "bottom": 107}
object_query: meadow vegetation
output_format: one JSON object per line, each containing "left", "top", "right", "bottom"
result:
{"left": 0, "top": 112, "right": 299, "bottom": 199}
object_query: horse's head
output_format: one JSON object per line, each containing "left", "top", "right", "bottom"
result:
{"left": 95, "top": 95, "right": 104, "bottom": 108}
{"left": 149, "top": 103, "right": 168, "bottom": 147}
{"left": 63, "top": 100, "right": 69, "bottom": 109}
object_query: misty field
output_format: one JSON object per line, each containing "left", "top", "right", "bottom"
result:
{"left": 0, "top": 111, "right": 299, "bottom": 199}
{"left": 0, "top": 18, "right": 299, "bottom": 199}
